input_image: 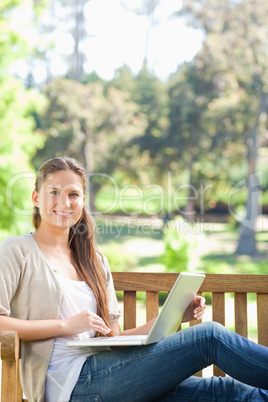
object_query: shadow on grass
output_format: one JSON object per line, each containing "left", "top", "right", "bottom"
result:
{"left": 138, "top": 256, "right": 161, "bottom": 268}
{"left": 256, "top": 231, "right": 268, "bottom": 242}
{"left": 96, "top": 221, "right": 163, "bottom": 244}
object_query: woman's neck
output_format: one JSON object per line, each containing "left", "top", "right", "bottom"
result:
{"left": 33, "top": 225, "right": 69, "bottom": 249}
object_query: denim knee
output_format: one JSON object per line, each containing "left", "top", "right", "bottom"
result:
{"left": 190, "top": 320, "right": 225, "bottom": 339}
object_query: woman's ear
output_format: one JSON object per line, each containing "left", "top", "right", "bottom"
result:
{"left": 32, "top": 190, "right": 39, "bottom": 207}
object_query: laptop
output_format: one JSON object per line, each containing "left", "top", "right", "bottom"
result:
{"left": 67, "top": 272, "right": 205, "bottom": 348}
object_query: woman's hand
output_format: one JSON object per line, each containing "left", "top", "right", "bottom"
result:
{"left": 182, "top": 295, "right": 206, "bottom": 323}
{"left": 62, "top": 310, "right": 111, "bottom": 336}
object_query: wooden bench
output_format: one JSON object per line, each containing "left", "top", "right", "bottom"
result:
{"left": 1, "top": 272, "right": 268, "bottom": 402}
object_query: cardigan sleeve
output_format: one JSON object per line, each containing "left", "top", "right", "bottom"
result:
{"left": 101, "top": 255, "right": 121, "bottom": 324}
{"left": 0, "top": 236, "right": 25, "bottom": 316}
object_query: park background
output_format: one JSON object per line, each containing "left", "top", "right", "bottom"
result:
{"left": 1, "top": 0, "right": 268, "bottom": 338}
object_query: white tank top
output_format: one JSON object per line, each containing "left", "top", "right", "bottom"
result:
{"left": 45, "top": 275, "right": 110, "bottom": 402}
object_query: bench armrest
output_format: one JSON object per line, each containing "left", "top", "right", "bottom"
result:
{"left": 1, "top": 330, "right": 20, "bottom": 362}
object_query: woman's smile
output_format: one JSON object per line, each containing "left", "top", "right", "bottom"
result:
{"left": 53, "top": 211, "right": 74, "bottom": 217}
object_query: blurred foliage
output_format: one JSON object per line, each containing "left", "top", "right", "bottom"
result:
{"left": 160, "top": 217, "right": 191, "bottom": 273}
{"left": 0, "top": 0, "right": 45, "bottom": 235}
{"left": 99, "top": 242, "right": 138, "bottom": 272}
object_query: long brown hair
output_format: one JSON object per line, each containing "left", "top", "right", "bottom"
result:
{"left": 33, "top": 157, "right": 112, "bottom": 337}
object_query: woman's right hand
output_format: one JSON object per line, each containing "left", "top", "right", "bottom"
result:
{"left": 62, "top": 310, "right": 111, "bottom": 336}
{"left": 0, "top": 311, "right": 111, "bottom": 341}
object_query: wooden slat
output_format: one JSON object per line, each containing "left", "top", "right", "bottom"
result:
{"left": 190, "top": 292, "right": 203, "bottom": 377}
{"left": 1, "top": 361, "right": 22, "bottom": 402}
{"left": 113, "top": 272, "right": 268, "bottom": 293}
{"left": 200, "top": 275, "right": 268, "bottom": 293}
{"left": 1, "top": 331, "right": 22, "bottom": 402}
{"left": 123, "top": 291, "right": 136, "bottom": 330}
{"left": 212, "top": 293, "right": 226, "bottom": 377}
{"left": 191, "top": 319, "right": 203, "bottom": 378}
{"left": 189, "top": 319, "right": 201, "bottom": 327}
{"left": 113, "top": 272, "right": 176, "bottom": 292}
{"left": 235, "top": 293, "right": 248, "bottom": 339}
{"left": 212, "top": 293, "right": 225, "bottom": 326}
{"left": 257, "top": 293, "right": 268, "bottom": 347}
{"left": 146, "top": 291, "right": 159, "bottom": 322}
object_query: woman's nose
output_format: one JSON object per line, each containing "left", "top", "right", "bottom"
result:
{"left": 60, "top": 194, "right": 70, "bottom": 208}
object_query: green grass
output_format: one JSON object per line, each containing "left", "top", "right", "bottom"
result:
{"left": 95, "top": 186, "right": 189, "bottom": 215}
{"left": 198, "top": 253, "right": 268, "bottom": 274}
{"left": 96, "top": 217, "right": 163, "bottom": 244}
{"left": 256, "top": 231, "right": 268, "bottom": 242}
{"left": 97, "top": 217, "right": 268, "bottom": 276}
{"left": 2, "top": 215, "right": 266, "bottom": 277}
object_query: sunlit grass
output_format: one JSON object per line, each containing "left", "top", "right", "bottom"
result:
{"left": 97, "top": 217, "right": 268, "bottom": 275}
{"left": 198, "top": 253, "right": 268, "bottom": 274}
{"left": 95, "top": 186, "right": 188, "bottom": 215}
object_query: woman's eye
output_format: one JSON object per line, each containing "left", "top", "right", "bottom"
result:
{"left": 51, "top": 190, "right": 59, "bottom": 195}
{"left": 70, "top": 193, "right": 79, "bottom": 197}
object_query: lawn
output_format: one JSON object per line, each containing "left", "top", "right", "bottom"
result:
{"left": 97, "top": 216, "right": 268, "bottom": 275}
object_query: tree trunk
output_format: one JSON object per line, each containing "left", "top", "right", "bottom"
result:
{"left": 183, "top": 158, "right": 196, "bottom": 222}
{"left": 72, "top": 0, "right": 85, "bottom": 81}
{"left": 84, "top": 141, "right": 105, "bottom": 214}
{"left": 235, "top": 110, "right": 261, "bottom": 256}
{"left": 235, "top": 171, "right": 261, "bottom": 256}
{"left": 87, "top": 181, "right": 102, "bottom": 214}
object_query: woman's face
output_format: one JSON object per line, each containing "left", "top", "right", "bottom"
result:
{"left": 32, "top": 170, "right": 85, "bottom": 230}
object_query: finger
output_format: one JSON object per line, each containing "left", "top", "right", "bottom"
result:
{"left": 193, "top": 305, "right": 206, "bottom": 319}
{"left": 194, "top": 306, "right": 206, "bottom": 316}
{"left": 192, "top": 296, "right": 205, "bottom": 309}
{"left": 92, "top": 317, "right": 111, "bottom": 333}
{"left": 83, "top": 310, "right": 111, "bottom": 333}
{"left": 95, "top": 325, "right": 111, "bottom": 334}
{"left": 197, "top": 296, "right": 206, "bottom": 307}
{"left": 196, "top": 301, "right": 206, "bottom": 311}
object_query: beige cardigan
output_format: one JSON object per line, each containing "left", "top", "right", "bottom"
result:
{"left": 0, "top": 234, "right": 121, "bottom": 402}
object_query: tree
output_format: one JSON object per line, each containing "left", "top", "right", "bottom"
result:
{"left": 167, "top": 53, "right": 228, "bottom": 220}
{"left": 176, "top": 0, "right": 268, "bottom": 254}
{"left": 58, "top": 0, "right": 93, "bottom": 81}
{"left": 111, "top": 64, "right": 170, "bottom": 189}
{"left": 134, "top": 64, "right": 169, "bottom": 151}
{"left": 21, "top": 0, "right": 94, "bottom": 84}
{"left": 108, "top": 65, "right": 136, "bottom": 99}
{"left": 0, "top": 0, "right": 45, "bottom": 235}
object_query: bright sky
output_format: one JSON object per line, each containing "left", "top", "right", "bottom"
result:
{"left": 12, "top": 0, "right": 204, "bottom": 82}
{"left": 82, "top": 0, "right": 204, "bottom": 79}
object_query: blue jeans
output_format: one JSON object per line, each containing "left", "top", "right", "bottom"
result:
{"left": 70, "top": 322, "right": 268, "bottom": 401}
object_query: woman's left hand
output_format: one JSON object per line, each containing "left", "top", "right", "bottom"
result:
{"left": 182, "top": 295, "right": 206, "bottom": 323}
